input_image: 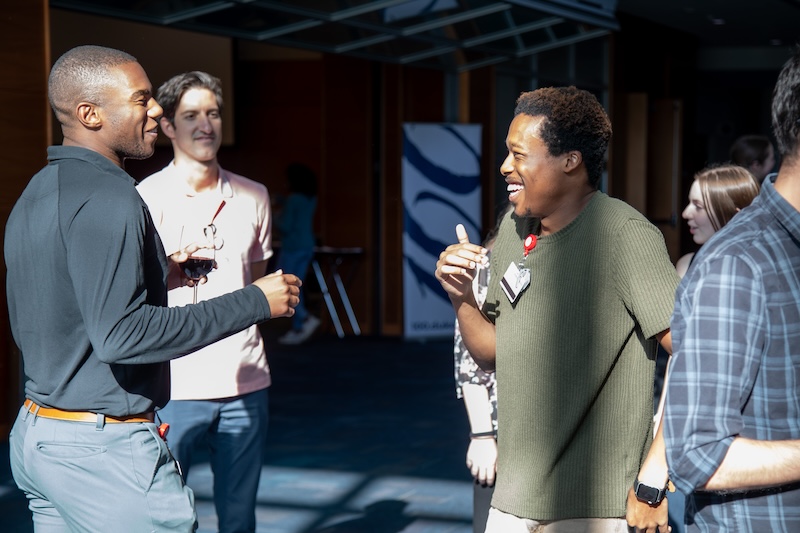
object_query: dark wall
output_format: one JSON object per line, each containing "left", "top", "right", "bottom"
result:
{"left": 612, "top": 12, "right": 699, "bottom": 180}
{"left": 0, "top": 0, "right": 49, "bottom": 437}
{"left": 611, "top": 13, "right": 784, "bottom": 260}
{"left": 695, "top": 70, "right": 779, "bottom": 167}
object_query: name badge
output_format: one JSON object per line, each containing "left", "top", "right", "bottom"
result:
{"left": 500, "top": 261, "right": 530, "bottom": 303}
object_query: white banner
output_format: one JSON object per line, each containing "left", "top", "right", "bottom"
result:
{"left": 402, "top": 123, "right": 482, "bottom": 339}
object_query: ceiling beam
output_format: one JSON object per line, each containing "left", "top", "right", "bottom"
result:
{"left": 400, "top": 3, "right": 511, "bottom": 36}
{"left": 515, "top": 27, "right": 609, "bottom": 57}
{"left": 334, "top": 34, "right": 396, "bottom": 53}
{"left": 506, "top": 0, "right": 618, "bottom": 29}
{"left": 461, "top": 16, "right": 564, "bottom": 47}
{"left": 255, "top": 19, "right": 323, "bottom": 40}
{"left": 50, "top": 0, "right": 240, "bottom": 26}
{"left": 251, "top": 0, "right": 411, "bottom": 23}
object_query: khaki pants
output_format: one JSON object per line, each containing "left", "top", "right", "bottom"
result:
{"left": 485, "top": 507, "right": 632, "bottom": 533}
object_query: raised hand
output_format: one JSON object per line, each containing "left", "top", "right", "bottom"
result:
{"left": 252, "top": 270, "right": 302, "bottom": 318}
{"left": 434, "top": 224, "right": 488, "bottom": 302}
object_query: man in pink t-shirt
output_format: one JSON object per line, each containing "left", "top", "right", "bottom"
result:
{"left": 137, "top": 71, "right": 272, "bottom": 533}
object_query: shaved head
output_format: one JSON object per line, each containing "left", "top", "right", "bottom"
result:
{"left": 48, "top": 45, "right": 137, "bottom": 126}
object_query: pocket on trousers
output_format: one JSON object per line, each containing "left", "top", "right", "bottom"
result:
{"left": 131, "top": 424, "right": 166, "bottom": 492}
{"left": 36, "top": 442, "right": 106, "bottom": 459}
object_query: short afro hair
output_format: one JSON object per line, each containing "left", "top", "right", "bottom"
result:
{"left": 514, "top": 86, "right": 611, "bottom": 189}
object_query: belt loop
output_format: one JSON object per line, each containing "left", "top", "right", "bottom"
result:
{"left": 96, "top": 413, "right": 105, "bottom": 431}
{"left": 31, "top": 403, "right": 40, "bottom": 426}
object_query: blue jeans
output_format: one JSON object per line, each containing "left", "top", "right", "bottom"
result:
{"left": 158, "top": 388, "right": 269, "bottom": 533}
{"left": 667, "top": 489, "right": 686, "bottom": 533}
{"left": 10, "top": 405, "right": 196, "bottom": 532}
{"left": 277, "top": 248, "right": 313, "bottom": 330}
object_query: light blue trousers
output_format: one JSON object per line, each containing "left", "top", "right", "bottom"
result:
{"left": 10, "top": 404, "right": 196, "bottom": 532}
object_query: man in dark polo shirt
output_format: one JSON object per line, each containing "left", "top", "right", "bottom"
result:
{"left": 4, "top": 45, "right": 301, "bottom": 532}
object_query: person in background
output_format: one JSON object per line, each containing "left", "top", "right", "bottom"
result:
{"left": 436, "top": 86, "right": 679, "bottom": 533}
{"left": 729, "top": 134, "right": 776, "bottom": 183}
{"left": 137, "top": 70, "right": 274, "bottom": 533}
{"left": 675, "top": 164, "right": 760, "bottom": 277}
{"left": 454, "top": 208, "right": 507, "bottom": 533}
{"left": 6, "top": 45, "right": 299, "bottom": 532}
{"left": 276, "top": 163, "right": 320, "bottom": 345}
{"left": 663, "top": 48, "right": 800, "bottom": 531}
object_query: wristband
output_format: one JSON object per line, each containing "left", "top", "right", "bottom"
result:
{"left": 469, "top": 430, "right": 496, "bottom": 439}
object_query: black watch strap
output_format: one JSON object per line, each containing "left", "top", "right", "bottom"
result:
{"left": 633, "top": 478, "right": 668, "bottom": 505}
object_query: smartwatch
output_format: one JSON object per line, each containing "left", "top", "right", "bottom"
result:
{"left": 633, "top": 478, "right": 669, "bottom": 505}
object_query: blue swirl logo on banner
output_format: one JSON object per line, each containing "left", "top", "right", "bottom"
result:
{"left": 402, "top": 123, "right": 482, "bottom": 338}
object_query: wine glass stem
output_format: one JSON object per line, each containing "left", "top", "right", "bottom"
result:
{"left": 193, "top": 284, "right": 199, "bottom": 304}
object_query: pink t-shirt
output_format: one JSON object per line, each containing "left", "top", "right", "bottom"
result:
{"left": 137, "top": 163, "right": 273, "bottom": 400}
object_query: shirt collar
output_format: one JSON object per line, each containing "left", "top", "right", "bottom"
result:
{"left": 47, "top": 145, "right": 136, "bottom": 186}
{"left": 164, "top": 161, "right": 233, "bottom": 199}
{"left": 760, "top": 173, "right": 800, "bottom": 243}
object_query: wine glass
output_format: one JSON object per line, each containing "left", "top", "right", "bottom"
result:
{"left": 179, "top": 224, "right": 216, "bottom": 304}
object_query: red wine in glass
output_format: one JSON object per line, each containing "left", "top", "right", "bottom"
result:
{"left": 182, "top": 258, "right": 214, "bottom": 280}
{"left": 179, "top": 224, "right": 216, "bottom": 303}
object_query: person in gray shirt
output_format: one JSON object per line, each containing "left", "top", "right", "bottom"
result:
{"left": 4, "top": 45, "right": 301, "bottom": 532}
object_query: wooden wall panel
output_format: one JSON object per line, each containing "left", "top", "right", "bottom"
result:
{"left": 321, "top": 55, "right": 374, "bottom": 335}
{"left": 225, "top": 60, "right": 324, "bottom": 198}
{"left": 380, "top": 64, "right": 404, "bottom": 335}
{"left": 608, "top": 94, "right": 682, "bottom": 263}
{"left": 647, "top": 99, "right": 683, "bottom": 263}
{"left": 609, "top": 93, "right": 648, "bottom": 211}
{"left": 466, "top": 67, "right": 498, "bottom": 237}
{"left": 403, "top": 67, "right": 445, "bottom": 122}
{"left": 0, "top": 0, "right": 49, "bottom": 437}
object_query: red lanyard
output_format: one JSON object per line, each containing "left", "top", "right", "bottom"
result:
{"left": 523, "top": 234, "right": 537, "bottom": 258}
{"left": 209, "top": 200, "right": 226, "bottom": 225}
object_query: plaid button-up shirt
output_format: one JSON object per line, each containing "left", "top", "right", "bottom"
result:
{"left": 664, "top": 175, "right": 800, "bottom": 531}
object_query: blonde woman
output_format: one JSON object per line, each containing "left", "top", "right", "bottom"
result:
{"left": 676, "top": 164, "right": 760, "bottom": 278}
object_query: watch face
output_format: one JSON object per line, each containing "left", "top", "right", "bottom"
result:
{"left": 635, "top": 484, "right": 661, "bottom": 504}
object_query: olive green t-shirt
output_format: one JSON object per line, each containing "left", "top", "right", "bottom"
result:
{"left": 484, "top": 192, "right": 679, "bottom": 520}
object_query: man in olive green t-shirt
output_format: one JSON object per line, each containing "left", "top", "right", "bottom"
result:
{"left": 435, "top": 86, "right": 679, "bottom": 533}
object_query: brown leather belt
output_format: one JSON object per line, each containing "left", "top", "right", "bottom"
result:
{"left": 23, "top": 399, "right": 154, "bottom": 424}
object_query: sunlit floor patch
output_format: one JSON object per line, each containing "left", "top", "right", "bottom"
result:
{"left": 189, "top": 463, "right": 473, "bottom": 533}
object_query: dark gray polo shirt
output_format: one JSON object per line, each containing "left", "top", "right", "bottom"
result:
{"left": 4, "top": 146, "right": 271, "bottom": 416}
